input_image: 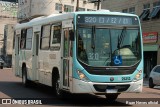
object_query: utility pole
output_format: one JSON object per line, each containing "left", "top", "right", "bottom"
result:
{"left": 76, "top": 0, "right": 79, "bottom": 11}
{"left": 97, "top": 0, "right": 101, "bottom": 10}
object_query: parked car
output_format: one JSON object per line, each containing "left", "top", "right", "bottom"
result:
{"left": 149, "top": 65, "right": 160, "bottom": 88}
{"left": 0, "top": 57, "right": 4, "bottom": 69}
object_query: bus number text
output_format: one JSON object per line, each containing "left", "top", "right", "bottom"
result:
{"left": 88, "top": 53, "right": 99, "bottom": 60}
{"left": 85, "top": 17, "right": 96, "bottom": 23}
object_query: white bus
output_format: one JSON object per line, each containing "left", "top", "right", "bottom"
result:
{"left": 13, "top": 10, "right": 143, "bottom": 101}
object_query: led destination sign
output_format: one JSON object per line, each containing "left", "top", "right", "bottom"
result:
{"left": 77, "top": 15, "right": 139, "bottom": 25}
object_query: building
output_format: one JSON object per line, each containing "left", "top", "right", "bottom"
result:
{"left": 4, "top": 24, "right": 14, "bottom": 67}
{"left": 102, "top": 0, "right": 160, "bottom": 78}
{"left": 18, "top": 0, "right": 100, "bottom": 23}
{"left": 0, "top": 0, "right": 18, "bottom": 64}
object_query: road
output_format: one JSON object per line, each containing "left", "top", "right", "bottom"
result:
{"left": 0, "top": 68, "right": 160, "bottom": 107}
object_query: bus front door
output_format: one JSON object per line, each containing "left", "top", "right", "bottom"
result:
{"left": 62, "top": 28, "right": 72, "bottom": 89}
{"left": 15, "top": 35, "right": 20, "bottom": 76}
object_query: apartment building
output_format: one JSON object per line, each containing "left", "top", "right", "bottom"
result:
{"left": 18, "top": 0, "right": 100, "bottom": 23}
{"left": 102, "top": 0, "right": 160, "bottom": 78}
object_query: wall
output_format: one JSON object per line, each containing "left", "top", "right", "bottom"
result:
{"left": 18, "top": 0, "right": 99, "bottom": 22}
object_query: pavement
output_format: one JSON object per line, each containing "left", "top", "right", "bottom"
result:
{"left": 143, "top": 78, "right": 149, "bottom": 87}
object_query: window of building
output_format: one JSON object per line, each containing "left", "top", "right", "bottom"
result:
{"left": 78, "top": 7, "right": 85, "bottom": 11}
{"left": 40, "top": 25, "right": 51, "bottom": 50}
{"left": 122, "top": 9, "right": 128, "bottom": 13}
{"left": 55, "top": 3, "right": 62, "bottom": 11}
{"left": 129, "top": 7, "right": 135, "bottom": 14}
{"left": 25, "top": 28, "right": 33, "bottom": 50}
{"left": 139, "top": 3, "right": 150, "bottom": 20}
{"left": 20, "top": 29, "right": 27, "bottom": 49}
{"left": 148, "top": 1, "right": 160, "bottom": 19}
{"left": 64, "top": 5, "right": 74, "bottom": 12}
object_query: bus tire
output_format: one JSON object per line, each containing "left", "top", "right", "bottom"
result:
{"left": 22, "top": 66, "right": 30, "bottom": 87}
{"left": 52, "top": 73, "right": 63, "bottom": 98}
{"left": 149, "top": 78, "right": 155, "bottom": 88}
{"left": 105, "top": 93, "right": 119, "bottom": 102}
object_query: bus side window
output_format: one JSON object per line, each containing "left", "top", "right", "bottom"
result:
{"left": 52, "top": 24, "right": 61, "bottom": 44}
{"left": 13, "top": 31, "right": 15, "bottom": 49}
{"left": 50, "top": 23, "right": 61, "bottom": 51}
{"left": 20, "top": 29, "right": 27, "bottom": 49}
{"left": 40, "top": 24, "right": 51, "bottom": 50}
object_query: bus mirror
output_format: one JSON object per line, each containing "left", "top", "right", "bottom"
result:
{"left": 69, "top": 30, "right": 74, "bottom": 41}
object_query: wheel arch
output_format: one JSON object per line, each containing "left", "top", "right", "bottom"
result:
{"left": 21, "top": 63, "right": 26, "bottom": 76}
{"left": 52, "top": 67, "right": 60, "bottom": 84}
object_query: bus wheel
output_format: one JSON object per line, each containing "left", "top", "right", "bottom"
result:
{"left": 22, "top": 67, "right": 29, "bottom": 87}
{"left": 52, "top": 72, "right": 64, "bottom": 98}
{"left": 105, "top": 93, "right": 119, "bottom": 102}
{"left": 149, "top": 78, "right": 155, "bottom": 88}
{"left": 55, "top": 77, "right": 63, "bottom": 98}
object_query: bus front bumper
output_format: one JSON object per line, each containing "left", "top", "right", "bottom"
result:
{"left": 72, "top": 78, "right": 143, "bottom": 94}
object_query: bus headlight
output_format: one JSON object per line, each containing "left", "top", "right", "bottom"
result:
{"left": 77, "top": 70, "right": 90, "bottom": 82}
{"left": 133, "top": 70, "right": 142, "bottom": 81}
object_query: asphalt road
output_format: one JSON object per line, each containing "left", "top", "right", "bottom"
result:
{"left": 0, "top": 68, "right": 160, "bottom": 107}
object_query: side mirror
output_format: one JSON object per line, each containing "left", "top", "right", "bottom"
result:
{"left": 69, "top": 30, "right": 74, "bottom": 41}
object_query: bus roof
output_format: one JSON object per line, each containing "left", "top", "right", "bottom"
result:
{"left": 15, "top": 10, "right": 139, "bottom": 30}
{"left": 74, "top": 10, "right": 138, "bottom": 17}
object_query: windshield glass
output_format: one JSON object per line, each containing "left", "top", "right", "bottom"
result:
{"left": 77, "top": 27, "right": 141, "bottom": 67}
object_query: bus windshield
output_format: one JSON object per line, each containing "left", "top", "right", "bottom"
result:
{"left": 77, "top": 27, "right": 141, "bottom": 67}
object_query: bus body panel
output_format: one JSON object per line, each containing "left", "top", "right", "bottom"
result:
{"left": 72, "top": 78, "right": 143, "bottom": 93}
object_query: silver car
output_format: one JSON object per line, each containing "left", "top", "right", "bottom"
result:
{"left": 149, "top": 65, "right": 160, "bottom": 88}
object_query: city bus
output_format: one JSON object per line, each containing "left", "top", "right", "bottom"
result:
{"left": 13, "top": 10, "right": 143, "bottom": 101}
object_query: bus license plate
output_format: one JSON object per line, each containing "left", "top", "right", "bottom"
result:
{"left": 106, "top": 89, "right": 117, "bottom": 93}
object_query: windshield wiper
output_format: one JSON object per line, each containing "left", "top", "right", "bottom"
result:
{"left": 117, "top": 27, "right": 126, "bottom": 49}
{"left": 91, "top": 26, "right": 96, "bottom": 51}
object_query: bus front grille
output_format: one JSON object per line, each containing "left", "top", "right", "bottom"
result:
{"left": 93, "top": 84, "right": 130, "bottom": 92}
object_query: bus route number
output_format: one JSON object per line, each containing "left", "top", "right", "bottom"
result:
{"left": 88, "top": 53, "right": 99, "bottom": 60}
{"left": 85, "top": 17, "right": 96, "bottom": 23}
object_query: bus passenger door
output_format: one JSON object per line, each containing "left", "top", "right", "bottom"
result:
{"left": 32, "top": 32, "right": 40, "bottom": 81}
{"left": 62, "top": 29, "right": 70, "bottom": 89}
{"left": 15, "top": 36, "right": 20, "bottom": 76}
{"left": 61, "top": 20, "right": 73, "bottom": 91}
{"left": 32, "top": 26, "right": 40, "bottom": 81}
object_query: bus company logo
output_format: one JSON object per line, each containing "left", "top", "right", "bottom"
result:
{"left": 110, "top": 77, "right": 114, "bottom": 81}
{"left": 2, "top": 99, "right": 11, "bottom": 104}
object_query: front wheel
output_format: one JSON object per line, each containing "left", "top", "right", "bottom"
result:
{"left": 105, "top": 93, "right": 119, "bottom": 102}
{"left": 52, "top": 75, "right": 64, "bottom": 98}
